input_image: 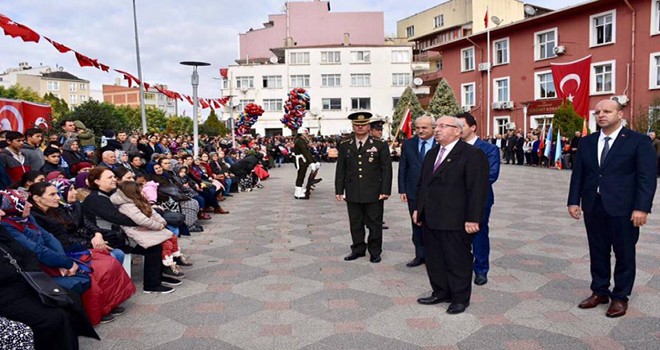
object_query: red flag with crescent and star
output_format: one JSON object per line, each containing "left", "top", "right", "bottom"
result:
{"left": 551, "top": 55, "right": 591, "bottom": 120}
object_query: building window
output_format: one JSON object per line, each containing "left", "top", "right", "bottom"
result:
{"left": 591, "top": 60, "right": 615, "bottom": 94}
{"left": 236, "top": 76, "right": 254, "bottom": 89}
{"left": 47, "top": 81, "right": 59, "bottom": 91}
{"left": 350, "top": 74, "right": 371, "bottom": 87}
{"left": 350, "top": 51, "right": 371, "bottom": 63}
{"left": 495, "top": 117, "right": 510, "bottom": 136}
{"left": 590, "top": 10, "right": 615, "bottom": 46}
{"left": 238, "top": 99, "right": 255, "bottom": 111}
{"left": 79, "top": 83, "right": 86, "bottom": 90}
{"left": 461, "top": 82, "right": 475, "bottom": 107}
{"left": 535, "top": 71, "right": 557, "bottom": 99}
{"left": 144, "top": 93, "right": 156, "bottom": 100}
{"left": 461, "top": 47, "right": 475, "bottom": 72}
{"left": 70, "top": 95, "right": 77, "bottom": 104}
{"left": 321, "top": 51, "right": 341, "bottom": 64}
{"left": 493, "top": 38, "right": 509, "bottom": 65}
{"left": 68, "top": 83, "right": 76, "bottom": 92}
{"left": 290, "top": 75, "right": 310, "bottom": 88}
{"left": 434, "top": 15, "right": 444, "bottom": 28}
{"left": 535, "top": 28, "right": 557, "bottom": 60}
{"left": 262, "top": 75, "right": 282, "bottom": 88}
{"left": 650, "top": 52, "right": 660, "bottom": 89}
{"left": 392, "top": 73, "right": 411, "bottom": 86}
{"left": 321, "top": 74, "right": 341, "bottom": 87}
{"left": 222, "top": 79, "right": 229, "bottom": 89}
{"left": 653, "top": 0, "right": 660, "bottom": 35}
{"left": 289, "top": 52, "right": 310, "bottom": 65}
{"left": 80, "top": 95, "right": 87, "bottom": 102}
{"left": 494, "top": 77, "right": 510, "bottom": 102}
{"left": 263, "top": 99, "right": 283, "bottom": 112}
{"left": 406, "top": 25, "right": 415, "bottom": 37}
{"left": 322, "top": 98, "right": 342, "bottom": 110}
{"left": 391, "top": 50, "right": 410, "bottom": 63}
{"left": 393, "top": 97, "right": 400, "bottom": 109}
{"left": 351, "top": 98, "right": 371, "bottom": 110}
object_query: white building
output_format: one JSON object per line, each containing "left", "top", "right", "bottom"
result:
{"left": 220, "top": 44, "right": 424, "bottom": 137}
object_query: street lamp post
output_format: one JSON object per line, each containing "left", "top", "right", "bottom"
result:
{"left": 180, "top": 61, "right": 210, "bottom": 158}
{"left": 132, "top": 0, "right": 147, "bottom": 134}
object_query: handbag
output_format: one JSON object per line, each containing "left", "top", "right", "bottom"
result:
{"left": 158, "top": 185, "right": 190, "bottom": 202}
{"left": 155, "top": 208, "right": 185, "bottom": 226}
{"left": 0, "top": 246, "right": 74, "bottom": 307}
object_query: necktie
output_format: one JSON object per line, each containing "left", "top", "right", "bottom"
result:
{"left": 420, "top": 140, "right": 427, "bottom": 159}
{"left": 358, "top": 141, "right": 363, "bottom": 151}
{"left": 433, "top": 147, "right": 446, "bottom": 172}
{"left": 600, "top": 136, "right": 611, "bottom": 166}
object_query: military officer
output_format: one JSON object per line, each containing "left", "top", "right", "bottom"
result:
{"left": 369, "top": 117, "right": 389, "bottom": 230}
{"left": 335, "top": 112, "right": 393, "bottom": 263}
{"left": 293, "top": 127, "right": 319, "bottom": 199}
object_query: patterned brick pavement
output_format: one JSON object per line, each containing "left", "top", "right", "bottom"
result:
{"left": 81, "top": 163, "right": 660, "bottom": 349}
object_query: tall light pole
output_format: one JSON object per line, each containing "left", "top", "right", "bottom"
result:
{"left": 180, "top": 61, "right": 210, "bottom": 158}
{"left": 132, "top": 0, "right": 147, "bottom": 134}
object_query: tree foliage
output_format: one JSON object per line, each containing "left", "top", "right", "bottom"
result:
{"left": 427, "top": 79, "right": 460, "bottom": 117}
{"left": 69, "top": 100, "right": 130, "bottom": 137}
{"left": 42, "top": 93, "right": 71, "bottom": 123}
{"left": 632, "top": 94, "right": 660, "bottom": 133}
{"left": 552, "top": 100, "right": 583, "bottom": 138}
{"left": 0, "top": 84, "right": 44, "bottom": 102}
{"left": 166, "top": 115, "right": 193, "bottom": 135}
{"left": 200, "top": 109, "right": 228, "bottom": 136}
{"left": 120, "top": 106, "right": 169, "bottom": 133}
{"left": 393, "top": 87, "right": 425, "bottom": 131}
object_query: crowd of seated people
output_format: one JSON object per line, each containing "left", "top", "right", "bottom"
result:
{"left": 0, "top": 122, "right": 277, "bottom": 348}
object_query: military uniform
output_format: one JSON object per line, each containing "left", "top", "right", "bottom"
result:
{"left": 335, "top": 113, "right": 392, "bottom": 261}
{"left": 293, "top": 128, "right": 317, "bottom": 199}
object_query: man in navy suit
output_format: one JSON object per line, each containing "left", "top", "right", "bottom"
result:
{"left": 568, "top": 99, "right": 657, "bottom": 318}
{"left": 457, "top": 112, "right": 500, "bottom": 285}
{"left": 398, "top": 115, "right": 436, "bottom": 267}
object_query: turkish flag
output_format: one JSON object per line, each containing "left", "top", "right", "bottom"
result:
{"left": 0, "top": 14, "right": 40, "bottom": 43}
{"left": 114, "top": 69, "right": 141, "bottom": 88}
{"left": 220, "top": 68, "right": 228, "bottom": 78}
{"left": 183, "top": 95, "right": 194, "bottom": 105}
{"left": 199, "top": 98, "right": 210, "bottom": 109}
{"left": 0, "top": 98, "right": 52, "bottom": 133}
{"left": 74, "top": 52, "right": 98, "bottom": 68}
{"left": 45, "top": 37, "right": 71, "bottom": 53}
{"left": 551, "top": 55, "right": 592, "bottom": 119}
{"left": 399, "top": 108, "right": 413, "bottom": 139}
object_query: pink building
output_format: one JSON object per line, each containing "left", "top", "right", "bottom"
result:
{"left": 239, "top": 0, "right": 385, "bottom": 61}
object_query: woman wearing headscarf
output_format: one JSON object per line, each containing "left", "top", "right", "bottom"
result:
{"left": 0, "top": 213, "right": 99, "bottom": 349}
{"left": 61, "top": 138, "right": 85, "bottom": 167}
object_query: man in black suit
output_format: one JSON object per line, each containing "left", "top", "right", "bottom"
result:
{"left": 398, "top": 115, "right": 436, "bottom": 267}
{"left": 335, "top": 112, "right": 392, "bottom": 263}
{"left": 568, "top": 99, "right": 657, "bottom": 318}
{"left": 413, "top": 116, "right": 489, "bottom": 314}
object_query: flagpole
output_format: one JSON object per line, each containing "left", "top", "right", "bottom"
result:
{"left": 393, "top": 103, "right": 410, "bottom": 141}
{"left": 486, "top": 13, "right": 491, "bottom": 138}
{"left": 132, "top": 0, "right": 148, "bottom": 135}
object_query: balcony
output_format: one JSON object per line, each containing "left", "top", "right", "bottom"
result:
{"left": 411, "top": 61, "right": 430, "bottom": 71}
{"left": 415, "top": 70, "right": 443, "bottom": 83}
{"left": 412, "top": 86, "right": 431, "bottom": 95}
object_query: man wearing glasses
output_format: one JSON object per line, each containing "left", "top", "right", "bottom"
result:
{"left": 413, "top": 116, "right": 489, "bottom": 314}
{"left": 335, "top": 112, "right": 392, "bottom": 263}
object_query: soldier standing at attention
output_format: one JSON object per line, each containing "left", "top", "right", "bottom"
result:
{"left": 335, "top": 112, "right": 392, "bottom": 263}
{"left": 369, "top": 117, "right": 389, "bottom": 230}
{"left": 293, "top": 127, "right": 319, "bottom": 199}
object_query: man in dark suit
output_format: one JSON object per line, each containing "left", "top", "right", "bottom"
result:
{"left": 568, "top": 99, "right": 657, "bottom": 318}
{"left": 413, "top": 116, "right": 489, "bottom": 314}
{"left": 398, "top": 114, "right": 436, "bottom": 267}
{"left": 457, "top": 113, "right": 500, "bottom": 285}
{"left": 335, "top": 112, "right": 392, "bottom": 263}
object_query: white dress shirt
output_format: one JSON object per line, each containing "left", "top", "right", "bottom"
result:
{"left": 434, "top": 139, "right": 459, "bottom": 165}
{"left": 598, "top": 124, "right": 623, "bottom": 166}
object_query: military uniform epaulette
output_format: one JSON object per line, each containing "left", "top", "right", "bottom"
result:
{"left": 340, "top": 138, "right": 352, "bottom": 144}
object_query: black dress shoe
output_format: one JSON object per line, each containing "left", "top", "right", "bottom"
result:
{"left": 344, "top": 252, "right": 365, "bottom": 261}
{"left": 382, "top": 225, "right": 389, "bottom": 230}
{"left": 474, "top": 274, "right": 488, "bottom": 286}
{"left": 447, "top": 303, "right": 469, "bottom": 314}
{"left": 417, "top": 296, "right": 451, "bottom": 305}
{"left": 406, "top": 258, "right": 425, "bottom": 267}
{"left": 369, "top": 255, "right": 381, "bottom": 263}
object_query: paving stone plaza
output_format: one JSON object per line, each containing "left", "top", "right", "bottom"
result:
{"left": 82, "top": 163, "right": 660, "bottom": 350}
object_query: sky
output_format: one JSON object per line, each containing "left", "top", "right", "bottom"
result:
{"left": 1, "top": 0, "right": 584, "bottom": 118}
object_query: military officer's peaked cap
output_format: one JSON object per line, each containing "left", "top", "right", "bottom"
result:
{"left": 369, "top": 117, "right": 384, "bottom": 130}
{"left": 347, "top": 111, "right": 373, "bottom": 125}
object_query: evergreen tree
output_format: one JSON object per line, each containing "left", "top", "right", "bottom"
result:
{"left": 42, "top": 93, "right": 70, "bottom": 123}
{"left": 428, "top": 79, "right": 460, "bottom": 117}
{"left": 552, "top": 100, "right": 583, "bottom": 138}
{"left": 200, "top": 109, "right": 227, "bottom": 136}
{"left": 166, "top": 115, "right": 193, "bottom": 135}
{"left": 392, "top": 86, "right": 425, "bottom": 131}
{"left": 69, "top": 100, "right": 129, "bottom": 137}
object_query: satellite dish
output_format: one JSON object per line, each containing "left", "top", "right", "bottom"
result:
{"left": 524, "top": 5, "right": 537, "bottom": 16}
{"left": 269, "top": 56, "right": 278, "bottom": 64}
{"left": 491, "top": 16, "right": 502, "bottom": 26}
{"left": 413, "top": 77, "right": 423, "bottom": 86}
{"left": 310, "top": 108, "right": 320, "bottom": 116}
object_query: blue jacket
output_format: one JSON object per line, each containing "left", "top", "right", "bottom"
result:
{"left": 473, "top": 138, "right": 501, "bottom": 206}
{"left": 568, "top": 128, "right": 657, "bottom": 216}
{"left": 398, "top": 136, "right": 436, "bottom": 204}
{"left": 0, "top": 217, "right": 74, "bottom": 269}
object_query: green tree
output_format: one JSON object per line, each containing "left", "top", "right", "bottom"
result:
{"left": 393, "top": 86, "right": 425, "bottom": 132}
{"left": 552, "top": 100, "right": 583, "bottom": 138}
{"left": 119, "top": 106, "right": 170, "bottom": 133}
{"left": 42, "top": 93, "right": 71, "bottom": 123}
{"left": 69, "top": 100, "right": 129, "bottom": 137}
{"left": 200, "top": 109, "right": 228, "bottom": 136}
{"left": 427, "top": 79, "right": 460, "bottom": 117}
{"left": 632, "top": 94, "right": 660, "bottom": 133}
{"left": 0, "top": 84, "right": 43, "bottom": 102}
{"left": 166, "top": 115, "right": 193, "bottom": 135}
